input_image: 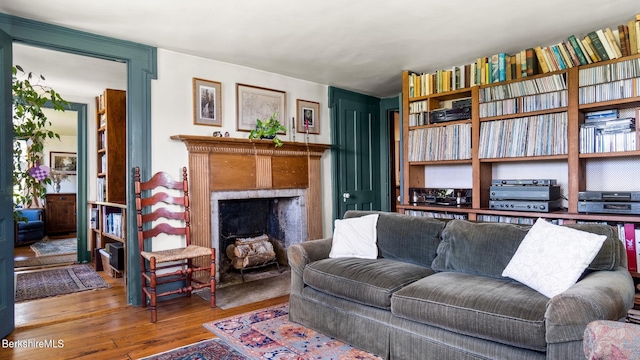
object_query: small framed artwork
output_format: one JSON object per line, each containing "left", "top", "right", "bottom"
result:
{"left": 296, "top": 99, "right": 320, "bottom": 134}
{"left": 193, "top": 78, "right": 222, "bottom": 126}
{"left": 236, "top": 83, "right": 286, "bottom": 132}
{"left": 50, "top": 151, "right": 77, "bottom": 175}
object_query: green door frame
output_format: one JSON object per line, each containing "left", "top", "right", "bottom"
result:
{"left": 379, "top": 95, "right": 400, "bottom": 211}
{"left": 0, "top": 13, "right": 157, "bottom": 306}
{"left": 44, "top": 100, "right": 90, "bottom": 263}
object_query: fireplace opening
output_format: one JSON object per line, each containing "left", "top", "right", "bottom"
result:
{"left": 216, "top": 194, "right": 305, "bottom": 283}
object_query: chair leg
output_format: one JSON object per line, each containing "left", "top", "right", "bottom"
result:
{"left": 186, "top": 259, "right": 193, "bottom": 297}
{"left": 141, "top": 255, "right": 147, "bottom": 308}
{"left": 150, "top": 256, "right": 157, "bottom": 323}
{"left": 210, "top": 249, "right": 216, "bottom": 308}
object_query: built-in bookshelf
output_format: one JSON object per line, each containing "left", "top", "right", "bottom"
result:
{"left": 88, "top": 201, "right": 126, "bottom": 280}
{"left": 96, "top": 88, "right": 126, "bottom": 204}
{"left": 399, "top": 17, "right": 640, "bottom": 296}
{"left": 92, "top": 88, "right": 127, "bottom": 276}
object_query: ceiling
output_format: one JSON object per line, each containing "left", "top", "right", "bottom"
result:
{"left": 2, "top": 1, "right": 640, "bottom": 99}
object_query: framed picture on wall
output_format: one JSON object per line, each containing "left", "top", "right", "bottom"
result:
{"left": 236, "top": 83, "right": 286, "bottom": 132}
{"left": 296, "top": 99, "right": 320, "bottom": 134}
{"left": 50, "top": 151, "right": 77, "bottom": 175}
{"left": 193, "top": 78, "right": 222, "bottom": 126}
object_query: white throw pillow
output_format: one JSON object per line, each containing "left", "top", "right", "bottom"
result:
{"left": 502, "top": 218, "right": 607, "bottom": 298}
{"left": 329, "top": 214, "right": 379, "bottom": 259}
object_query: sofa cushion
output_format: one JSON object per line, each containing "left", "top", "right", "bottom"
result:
{"left": 391, "top": 271, "right": 549, "bottom": 352}
{"left": 431, "top": 219, "right": 530, "bottom": 278}
{"left": 502, "top": 218, "right": 607, "bottom": 298}
{"left": 303, "top": 257, "right": 434, "bottom": 310}
{"left": 431, "top": 220, "right": 619, "bottom": 279}
{"left": 565, "top": 223, "right": 620, "bottom": 271}
{"left": 329, "top": 214, "right": 379, "bottom": 259}
{"left": 344, "top": 210, "right": 447, "bottom": 267}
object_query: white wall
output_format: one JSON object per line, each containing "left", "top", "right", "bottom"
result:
{"left": 151, "top": 49, "right": 334, "bottom": 238}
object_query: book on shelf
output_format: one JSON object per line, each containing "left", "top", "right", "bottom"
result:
{"left": 568, "top": 35, "right": 589, "bottom": 65}
{"left": 629, "top": 19, "right": 638, "bottom": 55}
{"left": 623, "top": 223, "right": 638, "bottom": 273}
{"left": 587, "top": 31, "right": 610, "bottom": 61}
{"left": 604, "top": 27, "right": 623, "bottom": 59}
{"left": 525, "top": 48, "right": 539, "bottom": 76}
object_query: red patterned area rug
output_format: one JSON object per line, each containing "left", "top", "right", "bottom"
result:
{"left": 15, "top": 264, "right": 109, "bottom": 302}
{"left": 140, "top": 338, "right": 249, "bottom": 360}
{"left": 203, "top": 303, "right": 382, "bottom": 359}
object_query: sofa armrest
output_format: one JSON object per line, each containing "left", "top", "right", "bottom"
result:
{"left": 287, "top": 237, "right": 332, "bottom": 295}
{"left": 545, "top": 266, "right": 635, "bottom": 344}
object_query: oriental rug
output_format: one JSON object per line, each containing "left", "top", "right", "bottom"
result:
{"left": 14, "top": 254, "right": 77, "bottom": 269}
{"left": 203, "top": 303, "right": 382, "bottom": 359}
{"left": 15, "top": 264, "right": 110, "bottom": 302}
{"left": 139, "top": 338, "right": 248, "bottom": 360}
{"left": 30, "top": 237, "right": 77, "bottom": 256}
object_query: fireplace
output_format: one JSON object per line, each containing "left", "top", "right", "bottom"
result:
{"left": 212, "top": 189, "right": 307, "bottom": 282}
{"left": 171, "top": 135, "right": 330, "bottom": 284}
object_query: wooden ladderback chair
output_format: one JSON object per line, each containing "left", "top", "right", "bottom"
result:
{"left": 134, "top": 166, "right": 215, "bottom": 322}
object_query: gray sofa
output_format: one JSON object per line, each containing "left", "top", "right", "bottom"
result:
{"left": 287, "top": 210, "right": 635, "bottom": 360}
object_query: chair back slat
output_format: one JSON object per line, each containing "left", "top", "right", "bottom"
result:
{"left": 134, "top": 166, "right": 192, "bottom": 252}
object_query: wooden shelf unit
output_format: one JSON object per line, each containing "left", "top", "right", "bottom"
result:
{"left": 401, "top": 53, "right": 640, "bottom": 277}
{"left": 96, "top": 88, "right": 126, "bottom": 203}
{"left": 92, "top": 88, "right": 127, "bottom": 277}
{"left": 89, "top": 201, "right": 126, "bottom": 279}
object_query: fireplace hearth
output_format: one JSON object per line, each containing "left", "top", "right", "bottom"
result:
{"left": 212, "top": 189, "right": 307, "bottom": 282}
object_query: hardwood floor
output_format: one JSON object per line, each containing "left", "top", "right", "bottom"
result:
{"left": 6, "top": 244, "right": 289, "bottom": 359}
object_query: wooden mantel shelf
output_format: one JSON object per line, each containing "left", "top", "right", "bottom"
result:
{"left": 171, "top": 134, "right": 331, "bottom": 260}
{"left": 170, "top": 135, "right": 331, "bottom": 155}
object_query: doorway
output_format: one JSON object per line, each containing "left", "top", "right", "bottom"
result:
{"left": 11, "top": 43, "right": 127, "bottom": 327}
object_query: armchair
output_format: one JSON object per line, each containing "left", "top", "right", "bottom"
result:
{"left": 15, "top": 208, "right": 45, "bottom": 246}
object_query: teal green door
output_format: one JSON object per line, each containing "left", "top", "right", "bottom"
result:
{"left": 330, "top": 88, "right": 380, "bottom": 218}
{"left": 0, "top": 28, "right": 14, "bottom": 338}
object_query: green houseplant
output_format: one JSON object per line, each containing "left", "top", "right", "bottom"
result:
{"left": 248, "top": 112, "right": 286, "bottom": 147}
{"left": 12, "top": 65, "right": 68, "bottom": 211}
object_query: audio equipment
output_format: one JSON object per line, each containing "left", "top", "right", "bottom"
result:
{"left": 491, "top": 179, "right": 557, "bottom": 186}
{"left": 108, "top": 242, "right": 125, "bottom": 270}
{"left": 489, "top": 199, "right": 562, "bottom": 212}
{"left": 490, "top": 185, "right": 561, "bottom": 201}
{"left": 430, "top": 107, "right": 471, "bottom": 123}
{"left": 578, "top": 191, "right": 640, "bottom": 202}
{"left": 578, "top": 201, "right": 640, "bottom": 215}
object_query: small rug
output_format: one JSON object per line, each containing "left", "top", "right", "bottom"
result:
{"left": 139, "top": 338, "right": 249, "bottom": 360}
{"left": 15, "top": 264, "right": 110, "bottom": 302}
{"left": 204, "top": 303, "right": 382, "bottom": 359}
{"left": 195, "top": 271, "right": 290, "bottom": 310}
{"left": 30, "top": 238, "right": 77, "bottom": 256}
{"left": 14, "top": 254, "right": 77, "bottom": 269}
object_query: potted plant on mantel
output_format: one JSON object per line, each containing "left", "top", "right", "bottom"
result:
{"left": 248, "top": 112, "right": 286, "bottom": 147}
{"left": 12, "top": 65, "right": 68, "bottom": 212}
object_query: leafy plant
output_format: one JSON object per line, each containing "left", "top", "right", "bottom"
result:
{"left": 13, "top": 65, "right": 68, "bottom": 210}
{"left": 248, "top": 112, "right": 286, "bottom": 147}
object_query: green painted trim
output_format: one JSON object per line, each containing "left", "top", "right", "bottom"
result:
{"left": 0, "top": 13, "right": 157, "bottom": 306}
{"left": 379, "top": 95, "right": 400, "bottom": 212}
{"left": 44, "top": 101, "right": 90, "bottom": 263}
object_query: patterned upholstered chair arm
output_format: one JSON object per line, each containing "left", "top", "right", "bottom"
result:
{"left": 584, "top": 320, "right": 640, "bottom": 359}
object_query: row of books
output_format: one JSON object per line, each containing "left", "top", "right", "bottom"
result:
{"left": 96, "top": 177, "right": 106, "bottom": 202}
{"left": 579, "top": 120, "right": 637, "bottom": 153}
{"left": 475, "top": 215, "right": 569, "bottom": 225}
{"left": 89, "top": 207, "right": 99, "bottom": 230}
{"left": 479, "top": 91, "right": 568, "bottom": 118}
{"left": 479, "top": 74, "right": 567, "bottom": 102}
{"left": 405, "top": 210, "right": 467, "bottom": 220}
{"left": 478, "top": 113, "right": 568, "bottom": 159}
{"left": 104, "top": 211, "right": 124, "bottom": 238}
{"left": 408, "top": 13, "right": 640, "bottom": 98}
{"left": 579, "top": 57, "right": 640, "bottom": 86}
{"left": 408, "top": 123, "right": 471, "bottom": 162}
{"left": 578, "top": 78, "right": 636, "bottom": 104}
